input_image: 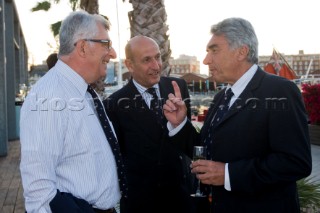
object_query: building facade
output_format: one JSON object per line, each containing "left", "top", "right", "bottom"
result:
{"left": 259, "top": 50, "right": 320, "bottom": 77}
{"left": 0, "top": 0, "right": 29, "bottom": 156}
{"left": 169, "top": 54, "right": 200, "bottom": 75}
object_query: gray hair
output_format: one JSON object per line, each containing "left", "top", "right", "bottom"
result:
{"left": 58, "top": 10, "right": 110, "bottom": 56}
{"left": 211, "top": 17, "right": 259, "bottom": 64}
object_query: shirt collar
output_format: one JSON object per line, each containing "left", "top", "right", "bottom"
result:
{"left": 227, "top": 64, "right": 258, "bottom": 98}
{"left": 132, "top": 79, "right": 159, "bottom": 95}
{"left": 55, "top": 60, "right": 89, "bottom": 97}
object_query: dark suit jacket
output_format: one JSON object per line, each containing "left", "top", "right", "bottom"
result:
{"left": 104, "top": 77, "right": 195, "bottom": 213}
{"left": 175, "top": 67, "right": 312, "bottom": 213}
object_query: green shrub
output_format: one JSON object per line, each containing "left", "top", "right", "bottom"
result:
{"left": 298, "top": 177, "right": 320, "bottom": 212}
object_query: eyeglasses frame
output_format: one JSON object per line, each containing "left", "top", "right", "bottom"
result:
{"left": 74, "top": 39, "right": 112, "bottom": 50}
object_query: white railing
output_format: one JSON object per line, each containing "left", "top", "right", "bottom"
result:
{"left": 293, "top": 77, "right": 320, "bottom": 90}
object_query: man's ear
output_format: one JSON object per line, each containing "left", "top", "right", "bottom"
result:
{"left": 124, "top": 59, "right": 133, "bottom": 73}
{"left": 75, "top": 40, "right": 87, "bottom": 57}
{"left": 237, "top": 45, "right": 249, "bottom": 61}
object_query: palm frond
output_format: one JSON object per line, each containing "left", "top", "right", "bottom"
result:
{"left": 50, "top": 21, "right": 62, "bottom": 37}
{"left": 31, "top": 1, "right": 51, "bottom": 12}
{"left": 69, "top": 0, "right": 79, "bottom": 11}
{"left": 100, "top": 14, "right": 109, "bottom": 21}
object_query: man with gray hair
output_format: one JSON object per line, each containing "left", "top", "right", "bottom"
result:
{"left": 20, "top": 10, "right": 121, "bottom": 213}
{"left": 163, "top": 17, "right": 312, "bottom": 213}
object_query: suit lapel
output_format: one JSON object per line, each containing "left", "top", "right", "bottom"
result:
{"left": 127, "top": 80, "right": 157, "bottom": 126}
{"left": 158, "top": 77, "right": 174, "bottom": 124}
{"left": 218, "top": 68, "right": 266, "bottom": 126}
{"left": 125, "top": 80, "right": 165, "bottom": 139}
{"left": 200, "top": 90, "right": 225, "bottom": 138}
{"left": 158, "top": 77, "right": 174, "bottom": 104}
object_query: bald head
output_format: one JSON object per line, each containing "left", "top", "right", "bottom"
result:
{"left": 125, "top": 36, "right": 159, "bottom": 61}
{"left": 123, "top": 35, "right": 162, "bottom": 88}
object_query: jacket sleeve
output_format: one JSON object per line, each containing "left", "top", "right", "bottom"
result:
{"left": 49, "top": 190, "right": 95, "bottom": 213}
{"left": 170, "top": 120, "right": 200, "bottom": 159}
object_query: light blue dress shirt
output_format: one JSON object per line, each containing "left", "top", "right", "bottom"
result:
{"left": 132, "top": 79, "right": 161, "bottom": 108}
{"left": 20, "top": 60, "right": 120, "bottom": 213}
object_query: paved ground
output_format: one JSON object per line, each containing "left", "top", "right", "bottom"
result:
{"left": 0, "top": 140, "right": 319, "bottom": 213}
{"left": 0, "top": 140, "right": 24, "bottom": 213}
{"left": 311, "top": 144, "right": 320, "bottom": 182}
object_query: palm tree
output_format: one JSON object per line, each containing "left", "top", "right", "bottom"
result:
{"left": 31, "top": 0, "right": 100, "bottom": 39}
{"left": 123, "top": 0, "right": 172, "bottom": 76}
{"left": 31, "top": 0, "right": 79, "bottom": 37}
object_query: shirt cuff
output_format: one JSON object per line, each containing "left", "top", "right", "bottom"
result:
{"left": 224, "top": 163, "right": 231, "bottom": 191}
{"left": 167, "top": 117, "right": 187, "bottom": 137}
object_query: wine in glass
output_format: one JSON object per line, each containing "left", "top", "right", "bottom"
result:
{"left": 19, "top": 84, "right": 27, "bottom": 100}
{"left": 191, "top": 146, "right": 206, "bottom": 197}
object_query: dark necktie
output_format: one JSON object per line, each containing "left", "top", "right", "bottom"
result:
{"left": 204, "top": 88, "right": 234, "bottom": 160}
{"left": 87, "top": 85, "right": 128, "bottom": 198}
{"left": 202, "top": 88, "right": 233, "bottom": 196}
{"left": 146, "top": 87, "right": 164, "bottom": 127}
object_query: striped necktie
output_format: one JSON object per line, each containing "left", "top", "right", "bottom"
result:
{"left": 146, "top": 87, "right": 164, "bottom": 128}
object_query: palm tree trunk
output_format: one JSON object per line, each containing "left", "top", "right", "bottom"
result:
{"left": 127, "top": 0, "right": 172, "bottom": 76}
{"left": 80, "top": 0, "right": 99, "bottom": 14}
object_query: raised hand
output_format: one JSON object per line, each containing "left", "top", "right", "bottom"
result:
{"left": 163, "top": 81, "right": 187, "bottom": 127}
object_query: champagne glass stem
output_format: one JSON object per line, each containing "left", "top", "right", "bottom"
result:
{"left": 195, "top": 179, "right": 202, "bottom": 196}
{"left": 191, "top": 146, "right": 206, "bottom": 197}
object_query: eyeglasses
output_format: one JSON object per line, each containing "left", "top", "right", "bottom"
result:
{"left": 83, "top": 39, "right": 112, "bottom": 50}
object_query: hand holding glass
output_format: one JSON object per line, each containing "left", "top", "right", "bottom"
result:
{"left": 191, "top": 146, "right": 206, "bottom": 197}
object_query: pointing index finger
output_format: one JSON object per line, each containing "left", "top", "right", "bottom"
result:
{"left": 172, "top": 81, "right": 182, "bottom": 99}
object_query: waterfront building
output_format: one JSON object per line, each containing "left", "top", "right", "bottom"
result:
{"left": 169, "top": 54, "right": 200, "bottom": 75}
{"left": 0, "top": 0, "right": 29, "bottom": 155}
{"left": 259, "top": 50, "right": 320, "bottom": 78}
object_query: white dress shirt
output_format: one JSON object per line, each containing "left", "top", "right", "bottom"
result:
{"left": 224, "top": 64, "right": 258, "bottom": 190}
{"left": 20, "top": 60, "right": 120, "bottom": 213}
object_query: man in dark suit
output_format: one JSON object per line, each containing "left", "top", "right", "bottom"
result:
{"left": 104, "top": 36, "right": 196, "bottom": 213}
{"left": 163, "top": 18, "right": 312, "bottom": 213}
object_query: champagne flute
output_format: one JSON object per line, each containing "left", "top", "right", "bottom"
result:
{"left": 19, "top": 84, "right": 27, "bottom": 100}
{"left": 191, "top": 146, "right": 206, "bottom": 197}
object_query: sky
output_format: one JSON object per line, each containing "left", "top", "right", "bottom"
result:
{"left": 15, "top": 0, "right": 320, "bottom": 74}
